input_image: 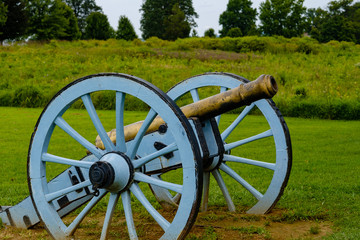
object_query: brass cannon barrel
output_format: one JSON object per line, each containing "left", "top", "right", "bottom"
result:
{"left": 96, "top": 74, "right": 277, "bottom": 149}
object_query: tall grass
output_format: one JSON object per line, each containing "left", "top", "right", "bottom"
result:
{"left": 0, "top": 37, "right": 359, "bottom": 119}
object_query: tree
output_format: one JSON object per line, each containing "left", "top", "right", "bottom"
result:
{"left": 140, "top": 0, "right": 198, "bottom": 40}
{"left": 28, "top": 0, "right": 80, "bottom": 40}
{"left": 305, "top": 8, "right": 327, "bottom": 40}
{"left": 0, "top": 0, "right": 28, "bottom": 43}
{"left": 163, "top": 3, "right": 191, "bottom": 40}
{"left": 307, "top": 0, "right": 360, "bottom": 43}
{"left": 0, "top": 2, "right": 7, "bottom": 29}
{"left": 320, "top": 0, "right": 359, "bottom": 43}
{"left": 85, "top": 11, "right": 114, "bottom": 40}
{"left": 227, "top": 27, "right": 242, "bottom": 37}
{"left": 116, "top": 15, "right": 137, "bottom": 41}
{"left": 305, "top": 7, "right": 327, "bottom": 34}
{"left": 27, "top": 0, "right": 50, "bottom": 38}
{"left": 191, "top": 29, "right": 198, "bottom": 37}
{"left": 64, "top": 0, "right": 102, "bottom": 35}
{"left": 259, "top": 0, "right": 307, "bottom": 38}
{"left": 48, "top": 0, "right": 80, "bottom": 40}
{"left": 347, "top": 2, "right": 360, "bottom": 43}
{"left": 204, "top": 28, "right": 216, "bottom": 37}
{"left": 219, "top": 0, "right": 257, "bottom": 37}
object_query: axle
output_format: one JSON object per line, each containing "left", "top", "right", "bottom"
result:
{"left": 96, "top": 74, "right": 277, "bottom": 149}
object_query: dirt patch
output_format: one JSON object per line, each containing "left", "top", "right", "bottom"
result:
{"left": 189, "top": 208, "right": 332, "bottom": 240}
{"left": 0, "top": 208, "right": 332, "bottom": 239}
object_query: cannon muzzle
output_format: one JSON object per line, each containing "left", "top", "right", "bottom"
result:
{"left": 180, "top": 74, "right": 277, "bottom": 121}
{"left": 96, "top": 74, "right": 277, "bottom": 149}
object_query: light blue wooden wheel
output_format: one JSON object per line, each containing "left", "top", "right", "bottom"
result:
{"left": 151, "top": 72, "right": 292, "bottom": 214}
{"left": 28, "top": 73, "right": 202, "bottom": 239}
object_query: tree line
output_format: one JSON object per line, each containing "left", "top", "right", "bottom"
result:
{"left": 0, "top": 0, "right": 138, "bottom": 44}
{"left": 208, "top": 0, "right": 360, "bottom": 44}
{"left": 0, "top": 0, "right": 359, "bottom": 44}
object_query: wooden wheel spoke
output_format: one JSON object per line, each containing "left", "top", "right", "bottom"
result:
{"left": 212, "top": 169, "right": 235, "bottom": 212}
{"left": 100, "top": 192, "right": 120, "bottom": 240}
{"left": 224, "top": 129, "right": 273, "bottom": 152}
{"left": 121, "top": 190, "right": 138, "bottom": 240}
{"left": 134, "top": 172, "right": 183, "bottom": 194}
{"left": 45, "top": 180, "right": 92, "bottom": 202}
{"left": 201, "top": 171, "right": 210, "bottom": 211}
{"left": 173, "top": 193, "right": 181, "bottom": 203}
{"left": 221, "top": 103, "right": 255, "bottom": 141}
{"left": 215, "top": 87, "right": 228, "bottom": 124}
{"left": 133, "top": 143, "right": 178, "bottom": 169}
{"left": 54, "top": 116, "right": 103, "bottom": 159}
{"left": 42, "top": 153, "right": 92, "bottom": 169}
{"left": 81, "top": 94, "right": 115, "bottom": 152}
{"left": 116, "top": 91, "right": 126, "bottom": 152}
{"left": 215, "top": 115, "right": 221, "bottom": 125}
{"left": 65, "top": 189, "right": 107, "bottom": 236}
{"left": 130, "top": 183, "right": 170, "bottom": 231}
{"left": 127, "top": 108, "right": 157, "bottom": 159}
{"left": 190, "top": 88, "right": 200, "bottom": 102}
{"left": 223, "top": 154, "right": 276, "bottom": 171}
{"left": 220, "top": 163, "right": 263, "bottom": 200}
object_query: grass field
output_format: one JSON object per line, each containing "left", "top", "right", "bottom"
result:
{"left": 0, "top": 106, "right": 359, "bottom": 239}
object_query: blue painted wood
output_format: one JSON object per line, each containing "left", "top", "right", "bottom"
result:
{"left": 27, "top": 73, "right": 202, "bottom": 239}
{"left": 115, "top": 91, "right": 126, "bottom": 152}
{"left": 163, "top": 72, "right": 292, "bottom": 214}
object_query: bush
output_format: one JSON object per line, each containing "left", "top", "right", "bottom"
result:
{"left": 12, "top": 85, "right": 45, "bottom": 108}
{"left": 145, "top": 37, "right": 170, "bottom": 47}
{"left": 198, "top": 38, "right": 224, "bottom": 50}
{"left": 277, "top": 99, "right": 360, "bottom": 120}
{"left": 90, "top": 91, "right": 115, "bottom": 110}
{"left": 72, "top": 91, "right": 150, "bottom": 112}
{"left": 0, "top": 91, "right": 13, "bottom": 106}
{"left": 132, "top": 38, "right": 143, "bottom": 46}
{"left": 295, "top": 38, "right": 320, "bottom": 54}
{"left": 204, "top": 28, "right": 216, "bottom": 38}
{"left": 236, "top": 37, "right": 268, "bottom": 52}
{"left": 325, "top": 40, "right": 356, "bottom": 51}
{"left": 221, "top": 37, "right": 238, "bottom": 51}
{"left": 123, "top": 95, "right": 150, "bottom": 112}
{"left": 227, "top": 28, "right": 242, "bottom": 38}
{"left": 165, "top": 36, "right": 326, "bottom": 54}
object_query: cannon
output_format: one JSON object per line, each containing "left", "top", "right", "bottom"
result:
{"left": 0, "top": 72, "right": 291, "bottom": 239}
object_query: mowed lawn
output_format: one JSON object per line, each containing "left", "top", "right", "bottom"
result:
{"left": 0, "top": 107, "right": 359, "bottom": 239}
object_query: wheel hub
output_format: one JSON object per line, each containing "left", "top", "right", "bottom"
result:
{"left": 89, "top": 152, "right": 134, "bottom": 192}
{"left": 204, "top": 155, "right": 223, "bottom": 172}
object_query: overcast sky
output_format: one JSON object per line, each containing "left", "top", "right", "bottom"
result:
{"left": 94, "top": 0, "right": 333, "bottom": 37}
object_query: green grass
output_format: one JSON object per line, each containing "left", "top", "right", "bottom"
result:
{"left": 0, "top": 37, "right": 359, "bottom": 119}
{"left": 310, "top": 225, "right": 321, "bottom": 235}
{"left": 0, "top": 106, "right": 359, "bottom": 239}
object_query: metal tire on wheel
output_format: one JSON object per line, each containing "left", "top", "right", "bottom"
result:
{"left": 28, "top": 73, "right": 202, "bottom": 239}
{"left": 151, "top": 72, "right": 292, "bottom": 214}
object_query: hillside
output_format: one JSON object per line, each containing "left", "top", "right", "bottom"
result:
{"left": 0, "top": 36, "right": 359, "bottom": 119}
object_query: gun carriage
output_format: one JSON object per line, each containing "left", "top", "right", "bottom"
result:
{"left": 0, "top": 72, "right": 291, "bottom": 239}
